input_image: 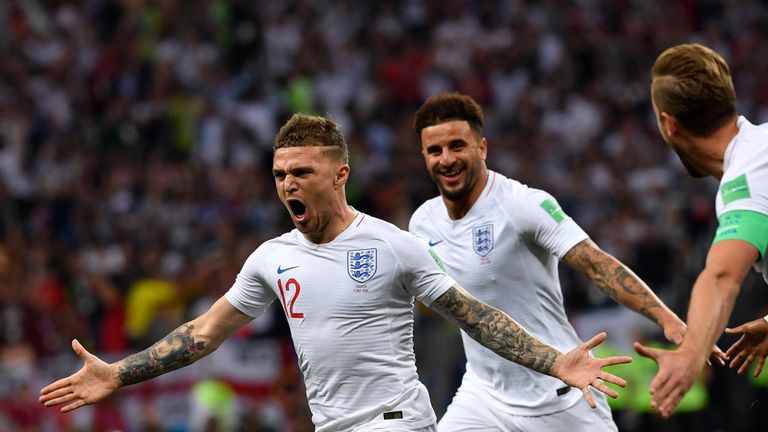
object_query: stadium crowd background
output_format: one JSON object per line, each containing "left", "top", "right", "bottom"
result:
{"left": 1, "top": 0, "right": 768, "bottom": 431}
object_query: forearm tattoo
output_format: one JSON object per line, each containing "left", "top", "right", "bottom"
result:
{"left": 117, "top": 324, "right": 206, "bottom": 386}
{"left": 564, "top": 240, "right": 661, "bottom": 326}
{"left": 431, "top": 286, "right": 559, "bottom": 375}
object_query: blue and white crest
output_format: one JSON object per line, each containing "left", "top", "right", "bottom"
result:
{"left": 347, "top": 248, "right": 377, "bottom": 283}
{"left": 473, "top": 224, "right": 494, "bottom": 257}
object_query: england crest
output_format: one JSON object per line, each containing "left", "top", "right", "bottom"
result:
{"left": 347, "top": 248, "right": 377, "bottom": 283}
{"left": 473, "top": 224, "right": 494, "bottom": 257}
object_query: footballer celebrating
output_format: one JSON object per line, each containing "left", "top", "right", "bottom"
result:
{"left": 410, "top": 92, "right": 698, "bottom": 431}
{"left": 40, "top": 114, "right": 631, "bottom": 431}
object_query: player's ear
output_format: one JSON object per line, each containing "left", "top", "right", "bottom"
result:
{"left": 334, "top": 164, "right": 350, "bottom": 189}
{"left": 478, "top": 137, "right": 488, "bottom": 161}
{"left": 660, "top": 112, "right": 677, "bottom": 137}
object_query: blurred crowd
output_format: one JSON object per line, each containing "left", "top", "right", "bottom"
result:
{"left": 1, "top": 0, "right": 768, "bottom": 431}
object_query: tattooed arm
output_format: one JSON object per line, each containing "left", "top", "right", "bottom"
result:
{"left": 430, "top": 284, "right": 631, "bottom": 407}
{"left": 116, "top": 296, "right": 252, "bottom": 385}
{"left": 431, "top": 284, "right": 559, "bottom": 373}
{"left": 562, "top": 239, "right": 686, "bottom": 343}
{"left": 39, "top": 297, "right": 252, "bottom": 412}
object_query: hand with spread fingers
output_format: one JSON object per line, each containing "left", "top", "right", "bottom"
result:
{"left": 554, "top": 332, "right": 632, "bottom": 408}
{"left": 725, "top": 316, "right": 768, "bottom": 377}
{"left": 39, "top": 339, "right": 120, "bottom": 413}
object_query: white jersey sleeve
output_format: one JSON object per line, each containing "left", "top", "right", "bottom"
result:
{"left": 392, "top": 232, "right": 454, "bottom": 306}
{"left": 224, "top": 244, "right": 277, "bottom": 318}
{"left": 714, "top": 117, "right": 768, "bottom": 283}
{"left": 511, "top": 189, "right": 589, "bottom": 258}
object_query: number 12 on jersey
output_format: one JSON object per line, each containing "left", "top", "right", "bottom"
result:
{"left": 278, "top": 278, "right": 304, "bottom": 318}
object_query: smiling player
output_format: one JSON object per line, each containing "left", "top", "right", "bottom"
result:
{"left": 409, "top": 92, "right": 698, "bottom": 431}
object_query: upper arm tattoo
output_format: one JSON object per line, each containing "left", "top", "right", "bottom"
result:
{"left": 563, "top": 239, "right": 662, "bottom": 325}
{"left": 117, "top": 323, "right": 207, "bottom": 386}
{"left": 430, "top": 285, "right": 559, "bottom": 375}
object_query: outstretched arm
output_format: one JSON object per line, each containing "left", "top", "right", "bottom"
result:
{"left": 40, "top": 297, "right": 253, "bottom": 412}
{"left": 429, "top": 284, "right": 631, "bottom": 408}
{"left": 634, "top": 239, "right": 757, "bottom": 418}
{"left": 563, "top": 239, "right": 686, "bottom": 343}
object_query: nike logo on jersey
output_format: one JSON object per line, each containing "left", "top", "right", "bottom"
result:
{"left": 277, "top": 265, "right": 300, "bottom": 274}
{"left": 428, "top": 239, "right": 443, "bottom": 247}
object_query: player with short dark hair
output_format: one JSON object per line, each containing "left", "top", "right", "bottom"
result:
{"left": 410, "top": 92, "right": 695, "bottom": 431}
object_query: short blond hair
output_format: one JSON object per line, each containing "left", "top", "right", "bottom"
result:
{"left": 651, "top": 43, "right": 736, "bottom": 137}
{"left": 274, "top": 114, "right": 349, "bottom": 163}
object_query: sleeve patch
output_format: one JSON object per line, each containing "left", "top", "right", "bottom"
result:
{"left": 713, "top": 210, "right": 768, "bottom": 257}
{"left": 720, "top": 174, "right": 751, "bottom": 205}
{"left": 540, "top": 198, "right": 566, "bottom": 223}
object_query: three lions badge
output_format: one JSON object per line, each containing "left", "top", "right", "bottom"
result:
{"left": 473, "top": 224, "right": 493, "bottom": 257}
{"left": 348, "top": 248, "right": 377, "bottom": 283}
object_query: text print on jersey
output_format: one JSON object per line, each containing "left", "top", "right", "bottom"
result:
{"left": 278, "top": 277, "right": 304, "bottom": 319}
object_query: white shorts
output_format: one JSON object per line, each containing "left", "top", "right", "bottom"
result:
{"left": 334, "top": 382, "right": 438, "bottom": 432}
{"left": 437, "top": 381, "right": 617, "bottom": 432}
{"left": 353, "top": 419, "right": 437, "bottom": 432}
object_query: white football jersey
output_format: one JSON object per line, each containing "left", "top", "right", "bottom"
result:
{"left": 714, "top": 116, "right": 768, "bottom": 284}
{"left": 410, "top": 171, "right": 590, "bottom": 415}
{"left": 226, "top": 211, "right": 455, "bottom": 431}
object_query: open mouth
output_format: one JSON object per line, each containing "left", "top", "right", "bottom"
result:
{"left": 287, "top": 199, "right": 307, "bottom": 220}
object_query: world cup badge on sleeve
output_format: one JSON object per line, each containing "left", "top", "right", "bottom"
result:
{"left": 347, "top": 248, "right": 377, "bottom": 283}
{"left": 473, "top": 224, "right": 494, "bottom": 257}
